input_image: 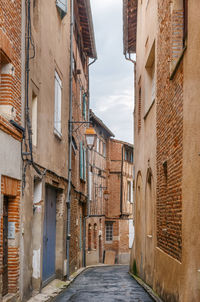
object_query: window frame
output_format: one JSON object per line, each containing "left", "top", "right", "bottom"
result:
{"left": 54, "top": 71, "right": 62, "bottom": 138}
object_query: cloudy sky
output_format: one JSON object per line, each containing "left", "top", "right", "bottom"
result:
{"left": 90, "top": 0, "right": 134, "bottom": 144}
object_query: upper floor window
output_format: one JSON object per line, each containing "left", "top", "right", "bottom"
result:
{"left": 127, "top": 180, "right": 133, "bottom": 203}
{"left": 105, "top": 222, "right": 113, "bottom": 242}
{"left": 80, "top": 142, "right": 86, "bottom": 181}
{"left": 54, "top": 71, "right": 62, "bottom": 137}
{"left": 170, "top": 0, "right": 188, "bottom": 75}
{"left": 124, "top": 148, "right": 133, "bottom": 163}
{"left": 82, "top": 93, "right": 87, "bottom": 120}
{"left": 103, "top": 142, "right": 106, "bottom": 157}
{"left": 56, "top": 0, "right": 67, "bottom": 19}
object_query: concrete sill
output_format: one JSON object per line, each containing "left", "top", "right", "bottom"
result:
{"left": 147, "top": 234, "right": 153, "bottom": 239}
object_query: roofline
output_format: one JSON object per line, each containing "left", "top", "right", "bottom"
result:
{"left": 123, "top": 0, "right": 137, "bottom": 54}
{"left": 89, "top": 110, "right": 115, "bottom": 137}
{"left": 84, "top": 0, "right": 97, "bottom": 59}
{"left": 110, "top": 138, "right": 134, "bottom": 149}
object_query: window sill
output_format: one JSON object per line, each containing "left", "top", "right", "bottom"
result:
{"left": 105, "top": 241, "right": 113, "bottom": 244}
{"left": 54, "top": 129, "right": 62, "bottom": 140}
{"left": 170, "top": 46, "right": 187, "bottom": 80}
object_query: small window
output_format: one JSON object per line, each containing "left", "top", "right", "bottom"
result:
{"left": 96, "top": 138, "right": 99, "bottom": 153}
{"left": 103, "top": 142, "right": 106, "bottom": 157}
{"left": 32, "top": 92, "right": 38, "bottom": 146}
{"left": 106, "top": 222, "right": 113, "bottom": 242}
{"left": 54, "top": 71, "right": 62, "bottom": 137}
{"left": 80, "top": 142, "right": 86, "bottom": 181}
{"left": 56, "top": 0, "right": 67, "bottom": 19}
{"left": 82, "top": 93, "right": 87, "bottom": 120}
{"left": 127, "top": 181, "right": 133, "bottom": 203}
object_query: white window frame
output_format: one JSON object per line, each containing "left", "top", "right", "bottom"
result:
{"left": 54, "top": 71, "right": 62, "bottom": 138}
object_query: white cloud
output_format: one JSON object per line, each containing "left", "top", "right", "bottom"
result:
{"left": 90, "top": 0, "right": 134, "bottom": 144}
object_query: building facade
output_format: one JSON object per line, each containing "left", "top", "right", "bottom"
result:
{"left": 124, "top": 0, "right": 200, "bottom": 301}
{"left": 86, "top": 110, "right": 114, "bottom": 266}
{"left": 21, "top": 0, "right": 71, "bottom": 300}
{"left": 69, "top": 0, "right": 97, "bottom": 275}
{"left": 85, "top": 111, "right": 134, "bottom": 266}
{"left": 0, "top": 0, "right": 24, "bottom": 300}
{"left": 106, "top": 138, "right": 134, "bottom": 264}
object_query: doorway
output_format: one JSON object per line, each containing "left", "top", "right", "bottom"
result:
{"left": 42, "top": 186, "right": 57, "bottom": 284}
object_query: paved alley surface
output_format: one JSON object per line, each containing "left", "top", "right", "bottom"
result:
{"left": 54, "top": 265, "right": 154, "bottom": 302}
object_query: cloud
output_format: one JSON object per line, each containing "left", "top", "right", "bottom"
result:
{"left": 90, "top": 0, "right": 134, "bottom": 144}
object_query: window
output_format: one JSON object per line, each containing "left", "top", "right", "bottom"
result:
{"left": 32, "top": 92, "right": 37, "bottom": 146}
{"left": 138, "top": 87, "right": 141, "bottom": 132}
{"left": 127, "top": 181, "right": 133, "bottom": 203}
{"left": 96, "top": 138, "right": 99, "bottom": 153}
{"left": 103, "top": 142, "right": 106, "bottom": 157}
{"left": 124, "top": 148, "right": 133, "bottom": 163}
{"left": 88, "top": 224, "right": 92, "bottom": 251}
{"left": 105, "top": 222, "right": 113, "bottom": 242}
{"left": 93, "top": 224, "right": 97, "bottom": 250}
{"left": 54, "top": 71, "right": 62, "bottom": 137}
{"left": 79, "top": 142, "right": 86, "bottom": 181}
{"left": 56, "top": 0, "right": 67, "bottom": 19}
{"left": 170, "top": 0, "right": 188, "bottom": 75}
{"left": 145, "top": 42, "right": 155, "bottom": 115}
{"left": 82, "top": 93, "right": 87, "bottom": 120}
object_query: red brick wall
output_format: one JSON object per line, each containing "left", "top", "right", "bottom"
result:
{"left": 0, "top": 0, "right": 22, "bottom": 124}
{"left": 0, "top": 176, "right": 21, "bottom": 295}
{"left": 157, "top": 0, "right": 183, "bottom": 261}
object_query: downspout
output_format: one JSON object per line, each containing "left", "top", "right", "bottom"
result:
{"left": 120, "top": 145, "right": 124, "bottom": 216}
{"left": 125, "top": 52, "right": 136, "bottom": 112}
{"left": 83, "top": 57, "right": 97, "bottom": 267}
{"left": 66, "top": 0, "right": 74, "bottom": 280}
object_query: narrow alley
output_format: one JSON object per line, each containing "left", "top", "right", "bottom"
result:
{"left": 54, "top": 266, "right": 154, "bottom": 302}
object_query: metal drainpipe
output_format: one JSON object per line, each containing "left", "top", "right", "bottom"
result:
{"left": 66, "top": 0, "right": 74, "bottom": 281}
{"left": 125, "top": 52, "right": 136, "bottom": 113}
{"left": 83, "top": 58, "right": 97, "bottom": 267}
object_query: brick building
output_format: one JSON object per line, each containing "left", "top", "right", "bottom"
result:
{"left": 85, "top": 111, "right": 134, "bottom": 265}
{"left": 124, "top": 0, "right": 200, "bottom": 301}
{"left": 0, "top": 0, "right": 23, "bottom": 300}
{"left": 68, "top": 0, "right": 97, "bottom": 275}
{"left": 106, "top": 138, "right": 134, "bottom": 264}
{"left": 86, "top": 110, "right": 114, "bottom": 265}
{"left": 21, "top": 0, "right": 71, "bottom": 300}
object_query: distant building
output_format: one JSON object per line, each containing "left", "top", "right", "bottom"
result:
{"left": 86, "top": 111, "right": 134, "bottom": 265}
{"left": 124, "top": 0, "right": 200, "bottom": 301}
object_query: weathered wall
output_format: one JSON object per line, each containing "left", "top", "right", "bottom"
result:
{"left": 0, "top": 0, "right": 22, "bottom": 299}
{"left": 21, "top": 0, "right": 70, "bottom": 300}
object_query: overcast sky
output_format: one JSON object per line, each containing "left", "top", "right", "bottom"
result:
{"left": 89, "top": 0, "right": 134, "bottom": 144}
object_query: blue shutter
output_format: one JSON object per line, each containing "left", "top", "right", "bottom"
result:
{"left": 80, "top": 142, "right": 83, "bottom": 179}
{"left": 56, "top": 0, "right": 67, "bottom": 19}
{"left": 83, "top": 147, "right": 86, "bottom": 181}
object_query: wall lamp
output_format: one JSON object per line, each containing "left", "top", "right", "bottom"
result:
{"left": 69, "top": 121, "right": 97, "bottom": 150}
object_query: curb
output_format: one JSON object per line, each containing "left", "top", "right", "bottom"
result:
{"left": 129, "top": 272, "right": 164, "bottom": 302}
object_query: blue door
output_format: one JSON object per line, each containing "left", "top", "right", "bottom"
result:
{"left": 42, "top": 186, "right": 56, "bottom": 284}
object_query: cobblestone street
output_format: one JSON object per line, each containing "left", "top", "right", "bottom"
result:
{"left": 54, "top": 266, "right": 154, "bottom": 302}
